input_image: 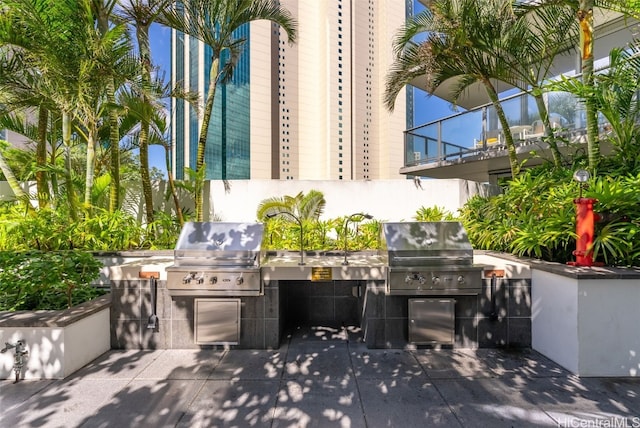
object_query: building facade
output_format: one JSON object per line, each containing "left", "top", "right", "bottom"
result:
{"left": 170, "top": 0, "right": 412, "bottom": 181}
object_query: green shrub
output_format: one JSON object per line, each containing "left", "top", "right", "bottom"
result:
{"left": 459, "top": 165, "right": 640, "bottom": 267}
{"left": 262, "top": 216, "right": 381, "bottom": 252}
{"left": 414, "top": 206, "right": 457, "bottom": 221}
{"left": 0, "top": 207, "right": 180, "bottom": 251}
{"left": 0, "top": 250, "right": 104, "bottom": 311}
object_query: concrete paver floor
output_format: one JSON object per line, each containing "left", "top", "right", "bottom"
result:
{"left": 2, "top": 324, "right": 640, "bottom": 427}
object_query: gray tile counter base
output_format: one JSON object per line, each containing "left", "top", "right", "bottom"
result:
{"left": 361, "top": 278, "right": 531, "bottom": 349}
{"left": 111, "top": 276, "right": 531, "bottom": 350}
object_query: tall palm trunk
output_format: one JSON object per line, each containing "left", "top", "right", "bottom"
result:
{"left": 483, "top": 78, "right": 520, "bottom": 177}
{"left": 195, "top": 55, "right": 220, "bottom": 222}
{"left": 107, "top": 79, "right": 121, "bottom": 212}
{"left": 137, "top": 23, "right": 155, "bottom": 226}
{"left": 533, "top": 94, "right": 562, "bottom": 167}
{"left": 62, "top": 112, "right": 79, "bottom": 221}
{"left": 94, "top": 2, "right": 121, "bottom": 213}
{"left": 578, "top": 1, "right": 599, "bottom": 170}
{"left": 84, "top": 126, "right": 97, "bottom": 210}
{"left": 36, "top": 105, "right": 50, "bottom": 208}
{"left": 164, "top": 142, "right": 184, "bottom": 227}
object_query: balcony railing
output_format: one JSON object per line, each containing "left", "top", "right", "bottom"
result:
{"left": 404, "top": 91, "right": 605, "bottom": 167}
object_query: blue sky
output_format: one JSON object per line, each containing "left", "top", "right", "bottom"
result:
{"left": 148, "top": 23, "right": 172, "bottom": 176}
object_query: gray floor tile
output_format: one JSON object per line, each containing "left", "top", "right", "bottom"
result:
{"left": 209, "top": 349, "right": 286, "bottom": 380}
{"left": 433, "top": 377, "right": 557, "bottom": 427}
{"left": 286, "top": 324, "right": 350, "bottom": 345}
{"left": 350, "top": 348, "right": 426, "bottom": 380}
{"left": 524, "top": 376, "right": 640, "bottom": 427}
{"left": 284, "top": 342, "right": 353, "bottom": 380}
{"left": 272, "top": 377, "right": 366, "bottom": 428}
{"left": 414, "top": 348, "right": 495, "bottom": 379}
{"left": 5, "top": 327, "right": 640, "bottom": 428}
{"left": 178, "top": 379, "right": 279, "bottom": 427}
{"left": 2, "top": 378, "right": 130, "bottom": 428}
{"left": 1, "top": 379, "right": 55, "bottom": 411}
{"left": 81, "top": 378, "right": 205, "bottom": 428}
{"left": 357, "top": 377, "right": 461, "bottom": 428}
{"left": 71, "top": 349, "right": 162, "bottom": 379}
{"left": 580, "top": 377, "right": 640, "bottom": 412}
{"left": 479, "top": 348, "right": 570, "bottom": 378}
{"left": 136, "top": 349, "right": 225, "bottom": 380}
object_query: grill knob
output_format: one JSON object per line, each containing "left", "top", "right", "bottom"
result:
{"left": 404, "top": 275, "right": 413, "bottom": 284}
{"left": 182, "top": 273, "right": 193, "bottom": 284}
{"left": 418, "top": 274, "right": 426, "bottom": 285}
{"left": 432, "top": 276, "right": 440, "bottom": 285}
{"left": 236, "top": 277, "right": 244, "bottom": 285}
{"left": 457, "top": 275, "right": 465, "bottom": 284}
{"left": 210, "top": 276, "right": 218, "bottom": 285}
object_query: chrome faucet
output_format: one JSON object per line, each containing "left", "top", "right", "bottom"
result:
{"left": 2, "top": 340, "right": 28, "bottom": 383}
{"left": 342, "top": 213, "right": 373, "bottom": 265}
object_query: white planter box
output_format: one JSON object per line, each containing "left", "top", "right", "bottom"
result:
{"left": 532, "top": 267, "right": 640, "bottom": 377}
{"left": 0, "top": 294, "right": 111, "bottom": 380}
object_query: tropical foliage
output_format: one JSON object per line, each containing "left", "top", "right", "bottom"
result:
{"left": 0, "top": 206, "right": 180, "bottom": 251}
{"left": 459, "top": 162, "right": 640, "bottom": 267}
{"left": 0, "top": 250, "right": 104, "bottom": 311}
{"left": 414, "top": 206, "right": 456, "bottom": 222}
{"left": 257, "top": 190, "right": 380, "bottom": 252}
{"left": 261, "top": 215, "right": 381, "bottom": 253}
{"left": 0, "top": 0, "right": 192, "bottom": 229}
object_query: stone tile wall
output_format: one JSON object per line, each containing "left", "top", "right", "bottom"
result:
{"left": 110, "top": 276, "right": 530, "bottom": 350}
{"left": 361, "top": 278, "right": 531, "bottom": 349}
{"left": 110, "top": 280, "right": 281, "bottom": 350}
{"left": 279, "top": 280, "right": 361, "bottom": 326}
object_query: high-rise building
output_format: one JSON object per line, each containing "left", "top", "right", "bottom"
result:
{"left": 170, "top": 0, "right": 412, "bottom": 180}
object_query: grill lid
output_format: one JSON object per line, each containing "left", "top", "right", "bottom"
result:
{"left": 381, "top": 222, "right": 473, "bottom": 267}
{"left": 174, "top": 222, "right": 264, "bottom": 267}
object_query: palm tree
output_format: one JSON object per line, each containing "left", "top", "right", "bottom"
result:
{"left": 73, "top": 4, "right": 136, "bottom": 212}
{"left": 524, "top": 0, "right": 640, "bottom": 171}
{"left": 0, "top": 0, "right": 85, "bottom": 218}
{"left": 0, "top": 2, "right": 65, "bottom": 209}
{"left": 256, "top": 190, "right": 326, "bottom": 222}
{"left": 162, "top": 0, "right": 297, "bottom": 221}
{"left": 117, "top": 73, "right": 198, "bottom": 227}
{"left": 92, "top": 0, "right": 123, "bottom": 213}
{"left": 549, "top": 43, "right": 640, "bottom": 171}
{"left": 116, "top": 0, "right": 175, "bottom": 224}
{"left": 385, "top": 0, "right": 524, "bottom": 177}
{"left": 504, "top": 3, "right": 580, "bottom": 166}
{"left": 256, "top": 190, "right": 326, "bottom": 259}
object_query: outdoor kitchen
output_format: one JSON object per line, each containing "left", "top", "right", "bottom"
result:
{"left": 107, "top": 221, "right": 532, "bottom": 350}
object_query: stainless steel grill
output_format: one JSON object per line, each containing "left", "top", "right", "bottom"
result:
{"left": 381, "top": 222, "right": 482, "bottom": 295}
{"left": 166, "top": 222, "right": 264, "bottom": 296}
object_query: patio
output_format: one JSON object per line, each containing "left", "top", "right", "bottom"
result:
{"left": 2, "top": 324, "right": 640, "bottom": 427}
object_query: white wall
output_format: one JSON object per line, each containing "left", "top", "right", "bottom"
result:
{"left": 205, "top": 179, "right": 496, "bottom": 222}
{"left": 531, "top": 270, "right": 580, "bottom": 374}
{"left": 0, "top": 179, "right": 498, "bottom": 223}
{"left": 577, "top": 278, "right": 640, "bottom": 376}
{"left": 532, "top": 269, "right": 640, "bottom": 377}
{"left": 0, "top": 308, "right": 110, "bottom": 380}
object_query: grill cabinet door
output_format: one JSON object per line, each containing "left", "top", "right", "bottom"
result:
{"left": 194, "top": 298, "right": 241, "bottom": 345}
{"left": 408, "top": 299, "right": 455, "bottom": 345}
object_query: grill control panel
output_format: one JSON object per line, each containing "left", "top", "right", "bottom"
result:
{"left": 167, "top": 269, "right": 262, "bottom": 296}
{"left": 388, "top": 269, "right": 482, "bottom": 296}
